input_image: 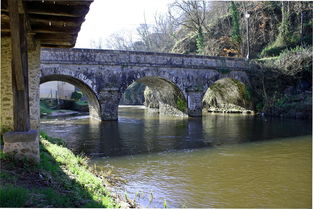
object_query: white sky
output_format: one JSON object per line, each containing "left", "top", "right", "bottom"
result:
{"left": 75, "top": 0, "right": 174, "bottom": 49}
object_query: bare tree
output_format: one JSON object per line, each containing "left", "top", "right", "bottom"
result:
{"left": 105, "top": 30, "right": 135, "bottom": 50}
{"left": 135, "top": 12, "right": 177, "bottom": 52}
{"left": 169, "top": 0, "right": 209, "bottom": 53}
{"left": 89, "top": 38, "right": 106, "bottom": 49}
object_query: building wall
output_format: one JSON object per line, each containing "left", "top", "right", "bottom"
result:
{"left": 1, "top": 37, "right": 14, "bottom": 133}
{"left": 40, "top": 81, "right": 75, "bottom": 100}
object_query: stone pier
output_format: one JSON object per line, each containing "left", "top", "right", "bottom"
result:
{"left": 1, "top": 37, "right": 41, "bottom": 163}
{"left": 99, "top": 88, "right": 120, "bottom": 120}
{"left": 186, "top": 88, "right": 204, "bottom": 117}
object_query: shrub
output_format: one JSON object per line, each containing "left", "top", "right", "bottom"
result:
{"left": 71, "top": 91, "right": 83, "bottom": 101}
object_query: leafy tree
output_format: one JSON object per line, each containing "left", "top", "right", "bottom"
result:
{"left": 230, "top": 1, "right": 241, "bottom": 52}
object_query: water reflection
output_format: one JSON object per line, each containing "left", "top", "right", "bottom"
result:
{"left": 40, "top": 106, "right": 312, "bottom": 208}
{"left": 40, "top": 106, "right": 312, "bottom": 157}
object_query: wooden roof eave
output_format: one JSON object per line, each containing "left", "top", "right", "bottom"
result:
{"left": 1, "top": 0, "right": 93, "bottom": 48}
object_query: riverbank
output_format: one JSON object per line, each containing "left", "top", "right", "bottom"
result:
{"left": 40, "top": 98, "right": 89, "bottom": 117}
{"left": 0, "top": 132, "right": 133, "bottom": 208}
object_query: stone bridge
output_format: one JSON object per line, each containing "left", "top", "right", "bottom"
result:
{"left": 40, "top": 48, "right": 252, "bottom": 120}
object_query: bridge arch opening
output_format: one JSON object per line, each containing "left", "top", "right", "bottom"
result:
{"left": 202, "top": 78, "right": 254, "bottom": 114}
{"left": 40, "top": 74, "right": 101, "bottom": 120}
{"left": 119, "top": 76, "right": 188, "bottom": 117}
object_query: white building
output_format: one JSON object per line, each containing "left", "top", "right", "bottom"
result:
{"left": 40, "top": 81, "right": 75, "bottom": 100}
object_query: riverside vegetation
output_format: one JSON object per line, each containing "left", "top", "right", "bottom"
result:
{"left": 0, "top": 132, "right": 135, "bottom": 208}
{"left": 40, "top": 90, "right": 89, "bottom": 116}
{"left": 103, "top": 1, "right": 312, "bottom": 119}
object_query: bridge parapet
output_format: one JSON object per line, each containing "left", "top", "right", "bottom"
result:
{"left": 41, "top": 48, "right": 250, "bottom": 71}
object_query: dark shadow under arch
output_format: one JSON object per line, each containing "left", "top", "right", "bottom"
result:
{"left": 120, "top": 76, "right": 188, "bottom": 116}
{"left": 40, "top": 74, "right": 102, "bottom": 120}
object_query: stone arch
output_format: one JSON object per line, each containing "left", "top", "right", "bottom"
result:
{"left": 202, "top": 77, "right": 254, "bottom": 114}
{"left": 40, "top": 74, "right": 102, "bottom": 120}
{"left": 120, "top": 76, "right": 188, "bottom": 116}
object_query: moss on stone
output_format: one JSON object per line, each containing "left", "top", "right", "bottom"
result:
{"left": 203, "top": 78, "right": 253, "bottom": 113}
{"left": 176, "top": 96, "right": 187, "bottom": 112}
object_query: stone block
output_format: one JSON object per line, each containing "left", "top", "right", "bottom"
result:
{"left": 3, "top": 130, "right": 40, "bottom": 163}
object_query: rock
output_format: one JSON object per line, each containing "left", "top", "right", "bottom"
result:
{"left": 120, "top": 82, "right": 145, "bottom": 105}
{"left": 203, "top": 78, "right": 254, "bottom": 114}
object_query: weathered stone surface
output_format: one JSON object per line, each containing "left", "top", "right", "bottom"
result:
{"left": 3, "top": 130, "right": 40, "bottom": 163}
{"left": 40, "top": 48, "right": 252, "bottom": 120}
{"left": 1, "top": 37, "right": 14, "bottom": 132}
{"left": 120, "top": 82, "right": 145, "bottom": 105}
{"left": 187, "top": 90, "right": 204, "bottom": 117}
{"left": 1, "top": 36, "right": 41, "bottom": 163}
{"left": 203, "top": 78, "right": 254, "bottom": 113}
{"left": 28, "top": 38, "right": 41, "bottom": 129}
{"left": 3, "top": 129, "right": 38, "bottom": 143}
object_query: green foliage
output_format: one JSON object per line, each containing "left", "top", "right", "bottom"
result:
{"left": 36, "top": 188, "right": 72, "bottom": 207}
{"left": 260, "top": 44, "right": 288, "bottom": 57}
{"left": 1, "top": 127, "right": 12, "bottom": 146}
{"left": 260, "top": 2, "right": 296, "bottom": 57}
{"left": 260, "top": 46, "right": 312, "bottom": 76}
{"left": 40, "top": 101, "right": 53, "bottom": 115}
{"left": 0, "top": 150, "right": 7, "bottom": 160}
{"left": 277, "top": 3, "right": 291, "bottom": 45}
{"left": 231, "top": 79, "right": 252, "bottom": 101}
{"left": 256, "top": 102, "right": 264, "bottom": 112}
{"left": 71, "top": 91, "right": 83, "bottom": 101}
{"left": 0, "top": 185, "right": 29, "bottom": 207}
{"left": 163, "top": 199, "right": 167, "bottom": 208}
{"left": 176, "top": 96, "right": 187, "bottom": 112}
{"left": 229, "top": 1, "right": 241, "bottom": 45}
{"left": 40, "top": 131, "right": 65, "bottom": 146}
{"left": 196, "top": 30, "right": 204, "bottom": 54}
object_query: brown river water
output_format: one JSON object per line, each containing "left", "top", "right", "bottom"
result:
{"left": 41, "top": 105, "right": 312, "bottom": 208}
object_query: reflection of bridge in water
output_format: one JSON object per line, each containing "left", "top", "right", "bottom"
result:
{"left": 41, "top": 48, "right": 252, "bottom": 120}
{"left": 40, "top": 107, "right": 312, "bottom": 158}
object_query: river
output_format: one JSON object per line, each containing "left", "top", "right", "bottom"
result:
{"left": 41, "top": 105, "right": 312, "bottom": 208}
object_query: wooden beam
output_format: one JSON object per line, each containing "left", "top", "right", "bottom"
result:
{"left": 41, "top": 44, "right": 75, "bottom": 48}
{"left": 8, "top": 0, "right": 24, "bottom": 91}
{"left": 25, "top": 3, "right": 90, "bottom": 17}
{"left": 31, "top": 25, "right": 80, "bottom": 34}
{"left": 29, "top": 13, "right": 85, "bottom": 23}
{"left": 30, "top": 17, "right": 82, "bottom": 28}
{"left": 40, "top": 40, "right": 75, "bottom": 46}
{"left": 24, "top": 0, "right": 93, "bottom": 6}
{"left": 9, "top": 0, "right": 30, "bottom": 131}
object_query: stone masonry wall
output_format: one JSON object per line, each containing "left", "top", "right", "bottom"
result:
{"left": 1, "top": 37, "right": 14, "bottom": 133}
{"left": 28, "top": 38, "right": 41, "bottom": 129}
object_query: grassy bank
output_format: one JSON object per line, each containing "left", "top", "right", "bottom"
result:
{"left": 0, "top": 133, "right": 121, "bottom": 208}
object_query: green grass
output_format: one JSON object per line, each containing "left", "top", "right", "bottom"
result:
{"left": 0, "top": 132, "right": 118, "bottom": 208}
{"left": 0, "top": 185, "right": 29, "bottom": 207}
{"left": 75, "top": 100, "right": 88, "bottom": 106}
{"left": 40, "top": 102, "right": 53, "bottom": 115}
{"left": 39, "top": 134, "right": 117, "bottom": 208}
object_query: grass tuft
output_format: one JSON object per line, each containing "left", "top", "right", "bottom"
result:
{"left": 0, "top": 185, "right": 29, "bottom": 207}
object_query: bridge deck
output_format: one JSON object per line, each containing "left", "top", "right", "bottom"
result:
{"left": 41, "top": 48, "right": 250, "bottom": 70}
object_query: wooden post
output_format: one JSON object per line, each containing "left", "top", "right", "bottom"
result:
{"left": 8, "top": 0, "right": 30, "bottom": 131}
